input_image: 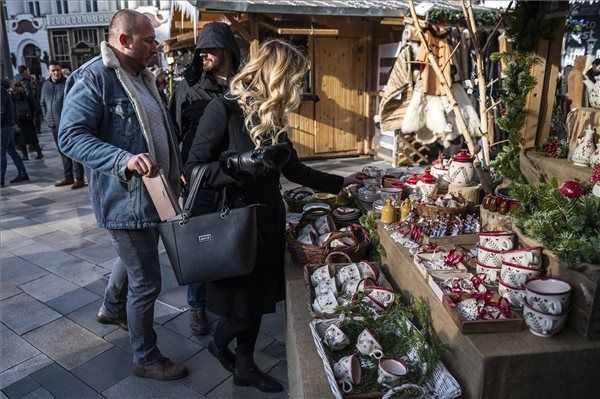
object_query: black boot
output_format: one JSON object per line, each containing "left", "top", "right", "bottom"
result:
{"left": 21, "top": 151, "right": 29, "bottom": 161}
{"left": 190, "top": 308, "right": 210, "bottom": 336}
{"left": 10, "top": 174, "right": 29, "bottom": 183}
{"left": 233, "top": 352, "right": 283, "bottom": 393}
{"left": 207, "top": 340, "right": 235, "bottom": 372}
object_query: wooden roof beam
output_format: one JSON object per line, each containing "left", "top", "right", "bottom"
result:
{"left": 258, "top": 20, "right": 338, "bottom": 36}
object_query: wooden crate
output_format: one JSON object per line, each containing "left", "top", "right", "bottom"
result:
{"left": 422, "top": 233, "right": 478, "bottom": 247}
{"left": 442, "top": 295, "right": 524, "bottom": 334}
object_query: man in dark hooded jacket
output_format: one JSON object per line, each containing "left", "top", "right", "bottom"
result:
{"left": 170, "top": 22, "right": 240, "bottom": 336}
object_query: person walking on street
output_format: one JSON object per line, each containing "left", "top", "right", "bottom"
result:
{"left": 58, "top": 10, "right": 187, "bottom": 380}
{"left": 185, "top": 39, "right": 363, "bottom": 393}
{"left": 1, "top": 80, "right": 29, "bottom": 187}
{"left": 41, "top": 60, "right": 85, "bottom": 189}
{"left": 12, "top": 81, "right": 43, "bottom": 160}
{"left": 171, "top": 21, "right": 241, "bottom": 336}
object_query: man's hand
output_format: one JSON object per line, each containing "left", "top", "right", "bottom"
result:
{"left": 126, "top": 153, "right": 158, "bottom": 177}
{"left": 342, "top": 172, "right": 368, "bottom": 187}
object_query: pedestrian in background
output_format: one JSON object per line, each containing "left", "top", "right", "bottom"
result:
{"left": 1, "top": 79, "right": 29, "bottom": 187}
{"left": 41, "top": 60, "right": 85, "bottom": 189}
{"left": 12, "top": 81, "right": 43, "bottom": 160}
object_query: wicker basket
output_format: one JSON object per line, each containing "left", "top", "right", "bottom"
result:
{"left": 415, "top": 202, "right": 469, "bottom": 218}
{"left": 283, "top": 187, "right": 315, "bottom": 213}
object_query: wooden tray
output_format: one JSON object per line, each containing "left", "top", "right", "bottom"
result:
{"left": 442, "top": 295, "right": 524, "bottom": 334}
{"left": 422, "top": 233, "right": 478, "bottom": 247}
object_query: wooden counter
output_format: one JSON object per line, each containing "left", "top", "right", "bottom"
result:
{"left": 378, "top": 224, "right": 600, "bottom": 399}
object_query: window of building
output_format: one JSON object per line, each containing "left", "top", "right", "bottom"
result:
{"left": 155, "top": 0, "right": 161, "bottom": 8}
{"left": 86, "top": 0, "right": 98, "bottom": 12}
{"left": 73, "top": 28, "right": 98, "bottom": 45}
{"left": 28, "top": 1, "right": 40, "bottom": 17}
{"left": 116, "top": 0, "right": 129, "bottom": 10}
{"left": 50, "top": 30, "right": 71, "bottom": 67}
{"left": 56, "top": 0, "right": 68, "bottom": 14}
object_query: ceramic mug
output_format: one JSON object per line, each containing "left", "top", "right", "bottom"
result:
{"left": 377, "top": 357, "right": 408, "bottom": 387}
{"left": 479, "top": 231, "right": 515, "bottom": 251}
{"left": 456, "top": 298, "right": 481, "bottom": 321}
{"left": 477, "top": 246, "right": 504, "bottom": 268}
{"left": 312, "top": 290, "right": 338, "bottom": 314}
{"left": 525, "top": 278, "right": 571, "bottom": 315}
{"left": 311, "top": 265, "right": 331, "bottom": 287}
{"left": 357, "top": 262, "right": 379, "bottom": 281}
{"left": 314, "top": 277, "right": 337, "bottom": 297}
{"left": 500, "top": 261, "right": 541, "bottom": 288}
{"left": 498, "top": 279, "right": 525, "bottom": 309}
{"left": 336, "top": 263, "right": 361, "bottom": 286}
{"left": 523, "top": 300, "right": 568, "bottom": 337}
{"left": 502, "top": 247, "right": 542, "bottom": 267}
{"left": 356, "top": 329, "right": 384, "bottom": 359}
{"left": 333, "top": 354, "right": 361, "bottom": 393}
{"left": 323, "top": 324, "right": 350, "bottom": 351}
{"left": 367, "top": 287, "right": 395, "bottom": 309}
{"left": 476, "top": 262, "right": 500, "bottom": 285}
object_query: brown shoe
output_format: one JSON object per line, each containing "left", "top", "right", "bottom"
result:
{"left": 71, "top": 180, "right": 86, "bottom": 189}
{"left": 133, "top": 357, "right": 188, "bottom": 381}
{"left": 55, "top": 178, "right": 74, "bottom": 187}
{"left": 190, "top": 308, "right": 210, "bottom": 336}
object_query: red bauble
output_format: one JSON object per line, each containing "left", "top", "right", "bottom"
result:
{"left": 559, "top": 180, "right": 584, "bottom": 199}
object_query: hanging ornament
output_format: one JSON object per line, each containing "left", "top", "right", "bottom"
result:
{"left": 559, "top": 180, "right": 585, "bottom": 199}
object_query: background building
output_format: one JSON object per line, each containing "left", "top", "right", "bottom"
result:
{"left": 3, "top": 0, "right": 171, "bottom": 77}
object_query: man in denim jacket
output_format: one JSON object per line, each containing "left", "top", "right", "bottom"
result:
{"left": 58, "top": 10, "right": 187, "bottom": 380}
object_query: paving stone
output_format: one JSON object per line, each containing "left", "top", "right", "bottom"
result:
{"left": 261, "top": 340, "right": 287, "bottom": 360}
{"left": 66, "top": 300, "right": 118, "bottom": 337}
{"left": 35, "top": 231, "right": 95, "bottom": 253}
{"left": 9, "top": 244, "right": 73, "bottom": 270}
{"left": 0, "top": 257, "right": 48, "bottom": 286}
{"left": 0, "top": 283, "right": 21, "bottom": 301}
{"left": 260, "top": 308, "right": 285, "bottom": 342}
{"left": 268, "top": 360, "right": 290, "bottom": 391}
{"left": 79, "top": 228, "right": 112, "bottom": 245}
{"left": 103, "top": 329, "right": 131, "bottom": 354}
{"left": 2, "top": 375, "right": 40, "bottom": 399}
{"left": 103, "top": 375, "right": 205, "bottom": 399}
{"left": 42, "top": 258, "right": 106, "bottom": 287}
{"left": 158, "top": 285, "right": 190, "bottom": 312}
{"left": 23, "top": 318, "right": 113, "bottom": 370}
{"left": 69, "top": 243, "right": 117, "bottom": 265}
{"left": 19, "top": 274, "right": 80, "bottom": 303}
{"left": 0, "top": 294, "right": 61, "bottom": 334}
{"left": 29, "top": 363, "right": 102, "bottom": 399}
{"left": 71, "top": 346, "right": 131, "bottom": 393}
{"left": 0, "top": 355, "right": 53, "bottom": 390}
{"left": 46, "top": 288, "right": 100, "bottom": 315}
{"left": 83, "top": 279, "right": 108, "bottom": 297}
{"left": 181, "top": 349, "right": 231, "bottom": 395}
{"left": 0, "top": 324, "right": 41, "bottom": 373}
{"left": 154, "top": 325, "right": 203, "bottom": 363}
{"left": 0, "top": 392, "right": 7, "bottom": 399}
{"left": 22, "top": 198, "right": 56, "bottom": 207}
{"left": 154, "top": 300, "right": 184, "bottom": 325}
{"left": 20, "top": 387, "right": 54, "bottom": 399}
{"left": 164, "top": 310, "right": 218, "bottom": 340}
{"left": 206, "top": 375, "right": 287, "bottom": 399}
{"left": 0, "top": 230, "right": 36, "bottom": 251}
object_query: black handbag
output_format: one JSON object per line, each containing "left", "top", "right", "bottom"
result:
{"left": 158, "top": 165, "right": 259, "bottom": 285}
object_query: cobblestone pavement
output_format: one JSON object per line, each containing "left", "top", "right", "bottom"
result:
{"left": 0, "top": 127, "right": 389, "bottom": 399}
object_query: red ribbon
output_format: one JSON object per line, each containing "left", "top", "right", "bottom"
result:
{"left": 444, "top": 249, "right": 464, "bottom": 266}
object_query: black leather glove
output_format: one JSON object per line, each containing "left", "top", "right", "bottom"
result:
{"left": 261, "top": 142, "right": 291, "bottom": 171}
{"left": 222, "top": 148, "right": 268, "bottom": 177}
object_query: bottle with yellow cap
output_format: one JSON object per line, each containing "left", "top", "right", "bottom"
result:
{"left": 380, "top": 198, "right": 396, "bottom": 224}
{"left": 400, "top": 198, "right": 412, "bottom": 221}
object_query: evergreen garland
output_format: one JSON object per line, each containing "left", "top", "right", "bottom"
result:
{"left": 509, "top": 180, "right": 600, "bottom": 264}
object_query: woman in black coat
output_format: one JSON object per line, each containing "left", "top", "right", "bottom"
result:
{"left": 185, "top": 39, "right": 361, "bottom": 392}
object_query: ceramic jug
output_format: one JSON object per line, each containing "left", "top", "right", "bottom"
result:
{"left": 447, "top": 150, "right": 474, "bottom": 187}
{"left": 417, "top": 169, "right": 438, "bottom": 198}
{"left": 572, "top": 126, "right": 596, "bottom": 167}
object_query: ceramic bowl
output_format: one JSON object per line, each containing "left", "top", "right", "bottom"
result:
{"left": 477, "top": 245, "right": 504, "bottom": 268}
{"left": 522, "top": 300, "right": 568, "bottom": 337}
{"left": 498, "top": 279, "right": 525, "bottom": 309}
{"left": 479, "top": 231, "right": 515, "bottom": 252}
{"left": 500, "top": 261, "right": 541, "bottom": 289}
{"left": 476, "top": 262, "right": 500, "bottom": 286}
{"left": 502, "top": 246, "right": 542, "bottom": 267}
{"left": 525, "top": 277, "right": 571, "bottom": 315}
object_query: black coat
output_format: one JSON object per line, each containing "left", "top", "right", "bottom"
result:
{"left": 40, "top": 76, "right": 66, "bottom": 128}
{"left": 185, "top": 97, "right": 344, "bottom": 317}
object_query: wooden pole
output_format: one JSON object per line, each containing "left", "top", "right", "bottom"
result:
{"left": 462, "top": 0, "right": 491, "bottom": 166}
{"left": 406, "top": 0, "right": 478, "bottom": 157}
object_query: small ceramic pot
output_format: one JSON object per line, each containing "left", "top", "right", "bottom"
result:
{"left": 448, "top": 150, "right": 474, "bottom": 187}
{"left": 525, "top": 277, "right": 571, "bottom": 315}
{"left": 416, "top": 169, "right": 438, "bottom": 199}
{"left": 502, "top": 247, "right": 542, "bottom": 267}
{"left": 477, "top": 245, "right": 504, "bottom": 268}
{"left": 500, "top": 261, "right": 541, "bottom": 288}
{"left": 523, "top": 300, "right": 568, "bottom": 337}
{"left": 357, "top": 262, "right": 379, "bottom": 281}
{"left": 333, "top": 354, "right": 362, "bottom": 393}
{"left": 323, "top": 324, "right": 350, "bottom": 351}
{"left": 377, "top": 357, "right": 408, "bottom": 387}
{"left": 498, "top": 279, "right": 526, "bottom": 309}
{"left": 476, "top": 261, "right": 500, "bottom": 285}
{"left": 479, "top": 231, "right": 515, "bottom": 252}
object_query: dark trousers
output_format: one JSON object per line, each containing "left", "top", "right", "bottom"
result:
{"left": 187, "top": 283, "right": 207, "bottom": 310}
{"left": 214, "top": 315, "right": 262, "bottom": 360}
{"left": 1, "top": 126, "right": 28, "bottom": 183}
{"left": 51, "top": 126, "right": 84, "bottom": 181}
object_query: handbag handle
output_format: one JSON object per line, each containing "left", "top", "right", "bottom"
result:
{"left": 183, "top": 165, "right": 229, "bottom": 214}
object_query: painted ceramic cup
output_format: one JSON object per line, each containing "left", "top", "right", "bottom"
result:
{"left": 498, "top": 279, "right": 526, "bottom": 309}
{"left": 525, "top": 278, "right": 571, "bottom": 315}
{"left": 476, "top": 262, "right": 500, "bottom": 286}
{"left": 500, "top": 261, "right": 541, "bottom": 289}
{"left": 323, "top": 324, "right": 350, "bottom": 351}
{"left": 456, "top": 298, "right": 481, "bottom": 320}
{"left": 523, "top": 300, "right": 568, "bottom": 337}
{"left": 377, "top": 357, "right": 408, "bottom": 387}
{"left": 477, "top": 245, "right": 504, "bottom": 268}
{"left": 357, "top": 261, "right": 379, "bottom": 281}
{"left": 479, "top": 231, "right": 515, "bottom": 251}
{"left": 502, "top": 247, "right": 542, "bottom": 267}
{"left": 333, "top": 354, "right": 362, "bottom": 393}
{"left": 356, "top": 329, "right": 384, "bottom": 359}
{"left": 336, "top": 263, "right": 361, "bottom": 286}
{"left": 312, "top": 290, "right": 338, "bottom": 314}
{"left": 315, "top": 277, "right": 337, "bottom": 297}
{"left": 367, "top": 287, "right": 395, "bottom": 309}
{"left": 311, "top": 265, "right": 331, "bottom": 287}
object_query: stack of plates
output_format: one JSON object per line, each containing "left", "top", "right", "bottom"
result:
{"left": 332, "top": 207, "right": 361, "bottom": 226}
{"left": 357, "top": 186, "right": 380, "bottom": 203}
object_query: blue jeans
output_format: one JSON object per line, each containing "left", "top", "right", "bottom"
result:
{"left": 104, "top": 229, "right": 162, "bottom": 365}
{"left": 187, "top": 283, "right": 206, "bottom": 310}
{"left": 1, "top": 125, "right": 27, "bottom": 183}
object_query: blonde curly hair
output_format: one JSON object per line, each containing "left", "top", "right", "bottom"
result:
{"left": 228, "top": 39, "right": 309, "bottom": 147}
